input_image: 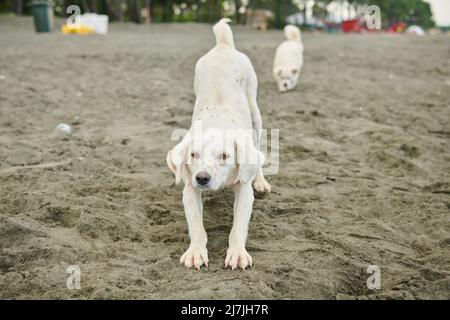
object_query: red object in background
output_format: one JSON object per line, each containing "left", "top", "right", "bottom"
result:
{"left": 341, "top": 18, "right": 382, "bottom": 33}
{"left": 342, "top": 19, "right": 362, "bottom": 33}
{"left": 387, "top": 22, "right": 407, "bottom": 33}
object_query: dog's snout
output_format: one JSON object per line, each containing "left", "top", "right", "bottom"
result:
{"left": 196, "top": 172, "right": 211, "bottom": 186}
{"left": 283, "top": 82, "right": 288, "bottom": 88}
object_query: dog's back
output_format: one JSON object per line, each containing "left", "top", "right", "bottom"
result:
{"left": 193, "top": 19, "right": 254, "bottom": 129}
{"left": 284, "top": 25, "right": 302, "bottom": 42}
{"left": 212, "top": 18, "right": 235, "bottom": 49}
{"left": 274, "top": 25, "right": 303, "bottom": 69}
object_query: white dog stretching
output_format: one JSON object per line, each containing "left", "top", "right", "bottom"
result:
{"left": 166, "top": 19, "right": 271, "bottom": 270}
{"left": 273, "top": 25, "right": 304, "bottom": 92}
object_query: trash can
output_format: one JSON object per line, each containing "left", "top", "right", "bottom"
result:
{"left": 30, "top": 1, "right": 54, "bottom": 32}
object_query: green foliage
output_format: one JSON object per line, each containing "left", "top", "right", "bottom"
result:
{"left": 0, "top": 2, "right": 12, "bottom": 13}
{"left": 2, "top": 0, "right": 435, "bottom": 29}
{"left": 357, "top": 0, "right": 434, "bottom": 28}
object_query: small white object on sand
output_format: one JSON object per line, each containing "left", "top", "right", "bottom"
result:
{"left": 56, "top": 123, "right": 72, "bottom": 134}
{"left": 406, "top": 25, "right": 426, "bottom": 36}
{"left": 72, "top": 116, "right": 81, "bottom": 125}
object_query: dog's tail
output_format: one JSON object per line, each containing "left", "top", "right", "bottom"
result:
{"left": 213, "top": 18, "right": 234, "bottom": 49}
{"left": 284, "top": 25, "right": 301, "bottom": 42}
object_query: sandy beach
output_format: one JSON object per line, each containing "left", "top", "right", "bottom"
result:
{"left": 0, "top": 16, "right": 449, "bottom": 299}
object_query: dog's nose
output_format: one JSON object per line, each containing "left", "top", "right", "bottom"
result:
{"left": 283, "top": 83, "right": 288, "bottom": 88}
{"left": 196, "top": 172, "right": 211, "bottom": 186}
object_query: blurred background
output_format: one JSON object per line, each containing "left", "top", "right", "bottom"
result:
{"left": 1, "top": 0, "right": 449, "bottom": 32}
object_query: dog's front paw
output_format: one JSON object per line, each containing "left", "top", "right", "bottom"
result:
{"left": 225, "top": 246, "right": 252, "bottom": 270}
{"left": 180, "top": 245, "right": 208, "bottom": 270}
{"left": 253, "top": 176, "right": 271, "bottom": 193}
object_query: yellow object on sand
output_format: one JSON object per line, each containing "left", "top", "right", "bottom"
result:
{"left": 61, "top": 24, "right": 94, "bottom": 35}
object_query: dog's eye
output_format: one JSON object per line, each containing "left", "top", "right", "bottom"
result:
{"left": 191, "top": 152, "right": 200, "bottom": 159}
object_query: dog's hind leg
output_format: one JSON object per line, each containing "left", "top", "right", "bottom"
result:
{"left": 253, "top": 168, "right": 271, "bottom": 193}
{"left": 245, "top": 67, "right": 262, "bottom": 150}
{"left": 246, "top": 64, "right": 271, "bottom": 193}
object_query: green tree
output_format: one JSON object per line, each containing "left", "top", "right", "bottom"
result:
{"left": 358, "top": 0, "right": 434, "bottom": 28}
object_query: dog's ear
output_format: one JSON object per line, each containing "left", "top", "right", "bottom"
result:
{"left": 235, "top": 136, "right": 265, "bottom": 184}
{"left": 274, "top": 68, "right": 282, "bottom": 77}
{"left": 166, "top": 137, "right": 190, "bottom": 184}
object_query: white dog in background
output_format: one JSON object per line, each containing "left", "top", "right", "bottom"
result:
{"left": 273, "top": 25, "right": 304, "bottom": 92}
{"left": 166, "top": 19, "right": 271, "bottom": 270}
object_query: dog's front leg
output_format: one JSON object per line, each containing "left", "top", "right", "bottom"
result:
{"left": 225, "top": 182, "right": 254, "bottom": 270}
{"left": 180, "top": 183, "right": 208, "bottom": 269}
